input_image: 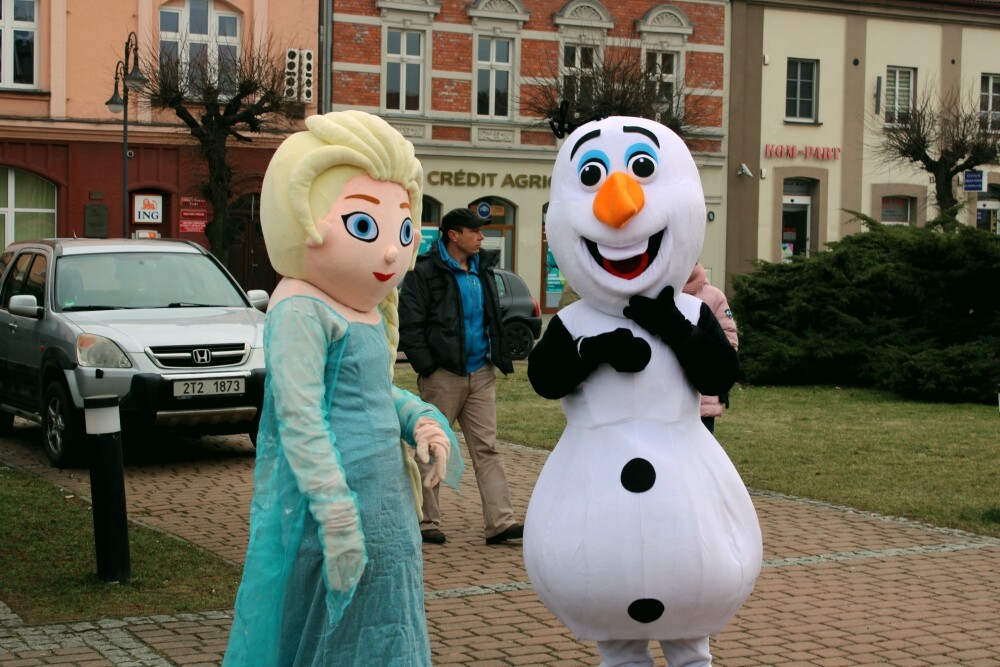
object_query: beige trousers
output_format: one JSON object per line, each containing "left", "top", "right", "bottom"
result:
{"left": 416, "top": 364, "right": 517, "bottom": 539}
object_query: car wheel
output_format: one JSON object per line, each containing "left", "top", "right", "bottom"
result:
{"left": 43, "top": 381, "right": 82, "bottom": 468}
{"left": 504, "top": 321, "right": 535, "bottom": 361}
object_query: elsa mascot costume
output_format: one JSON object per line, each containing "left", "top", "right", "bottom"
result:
{"left": 223, "top": 111, "right": 463, "bottom": 666}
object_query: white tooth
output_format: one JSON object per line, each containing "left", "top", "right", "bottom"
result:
{"left": 597, "top": 240, "right": 648, "bottom": 261}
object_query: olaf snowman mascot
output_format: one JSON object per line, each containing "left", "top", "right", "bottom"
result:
{"left": 526, "top": 116, "right": 762, "bottom": 667}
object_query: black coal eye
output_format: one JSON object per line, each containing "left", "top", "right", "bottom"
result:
{"left": 579, "top": 159, "right": 607, "bottom": 188}
{"left": 628, "top": 152, "right": 657, "bottom": 180}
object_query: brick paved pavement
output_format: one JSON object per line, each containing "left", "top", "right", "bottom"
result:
{"left": 2, "top": 417, "right": 999, "bottom": 666}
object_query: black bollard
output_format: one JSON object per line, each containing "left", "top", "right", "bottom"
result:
{"left": 85, "top": 395, "right": 131, "bottom": 583}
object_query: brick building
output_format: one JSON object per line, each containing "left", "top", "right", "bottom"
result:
{"left": 328, "top": 0, "right": 731, "bottom": 311}
{"left": 2, "top": 0, "right": 729, "bottom": 301}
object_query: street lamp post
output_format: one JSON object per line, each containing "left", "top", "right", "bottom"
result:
{"left": 105, "top": 32, "right": 149, "bottom": 240}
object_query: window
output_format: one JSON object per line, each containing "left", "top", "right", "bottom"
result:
{"left": 0, "top": 167, "right": 57, "bottom": 248}
{"left": 0, "top": 0, "right": 36, "bottom": 88}
{"left": 786, "top": 58, "right": 818, "bottom": 122}
{"left": 645, "top": 50, "right": 677, "bottom": 126}
{"left": 385, "top": 29, "right": 423, "bottom": 112}
{"left": 159, "top": 0, "right": 241, "bottom": 97}
{"left": 563, "top": 44, "right": 596, "bottom": 112}
{"left": 980, "top": 74, "right": 1000, "bottom": 132}
{"left": 881, "top": 196, "right": 913, "bottom": 225}
{"left": 476, "top": 36, "right": 511, "bottom": 118}
{"left": 885, "top": 66, "right": 915, "bottom": 125}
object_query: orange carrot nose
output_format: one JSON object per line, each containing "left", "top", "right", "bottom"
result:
{"left": 593, "top": 172, "right": 645, "bottom": 228}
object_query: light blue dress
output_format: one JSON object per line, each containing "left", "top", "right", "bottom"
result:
{"left": 224, "top": 296, "right": 462, "bottom": 667}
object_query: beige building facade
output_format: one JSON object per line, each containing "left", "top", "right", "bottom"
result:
{"left": 727, "top": 0, "right": 1000, "bottom": 289}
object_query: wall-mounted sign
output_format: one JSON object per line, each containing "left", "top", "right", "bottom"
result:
{"left": 133, "top": 194, "right": 163, "bottom": 224}
{"left": 426, "top": 171, "right": 551, "bottom": 189}
{"left": 180, "top": 195, "right": 209, "bottom": 233}
{"left": 963, "top": 170, "right": 987, "bottom": 192}
{"left": 764, "top": 144, "right": 842, "bottom": 161}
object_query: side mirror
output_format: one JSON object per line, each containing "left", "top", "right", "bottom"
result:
{"left": 9, "top": 294, "right": 42, "bottom": 319}
{"left": 246, "top": 289, "right": 269, "bottom": 312}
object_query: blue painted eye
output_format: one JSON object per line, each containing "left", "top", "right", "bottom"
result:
{"left": 342, "top": 212, "right": 378, "bottom": 242}
{"left": 577, "top": 149, "right": 610, "bottom": 189}
{"left": 400, "top": 218, "right": 414, "bottom": 246}
{"left": 625, "top": 143, "right": 658, "bottom": 181}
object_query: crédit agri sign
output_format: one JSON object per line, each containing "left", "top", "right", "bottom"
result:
{"left": 426, "top": 170, "right": 551, "bottom": 189}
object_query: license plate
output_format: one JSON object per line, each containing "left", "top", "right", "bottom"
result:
{"left": 173, "top": 378, "right": 245, "bottom": 397}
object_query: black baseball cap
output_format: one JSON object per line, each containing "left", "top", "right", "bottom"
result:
{"left": 439, "top": 207, "right": 486, "bottom": 234}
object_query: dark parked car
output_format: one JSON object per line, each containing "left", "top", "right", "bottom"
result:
{"left": 493, "top": 268, "right": 542, "bottom": 360}
{"left": 0, "top": 238, "right": 268, "bottom": 467}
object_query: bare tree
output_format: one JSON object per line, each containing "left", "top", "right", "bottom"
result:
{"left": 878, "top": 85, "right": 1000, "bottom": 227}
{"left": 138, "top": 33, "right": 295, "bottom": 262}
{"left": 519, "top": 37, "right": 715, "bottom": 145}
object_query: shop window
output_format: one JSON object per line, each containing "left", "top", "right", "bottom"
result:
{"left": 885, "top": 66, "right": 915, "bottom": 126}
{"left": 786, "top": 58, "right": 818, "bottom": 122}
{"left": 0, "top": 0, "right": 37, "bottom": 88}
{"left": 159, "top": 0, "right": 241, "bottom": 97}
{"left": 980, "top": 73, "right": 1000, "bottom": 132}
{"left": 476, "top": 36, "right": 511, "bottom": 118}
{"left": 469, "top": 196, "right": 515, "bottom": 270}
{"left": 0, "top": 166, "right": 57, "bottom": 248}
{"left": 880, "top": 196, "right": 913, "bottom": 225}
{"left": 421, "top": 195, "right": 441, "bottom": 225}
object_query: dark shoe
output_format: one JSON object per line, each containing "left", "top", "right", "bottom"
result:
{"left": 421, "top": 528, "right": 446, "bottom": 544}
{"left": 485, "top": 523, "right": 524, "bottom": 545}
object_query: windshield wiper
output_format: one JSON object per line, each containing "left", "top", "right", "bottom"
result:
{"left": 62, "top": 305, "right": 126, "bottom": 311}
{"left": 167, "top": 302, "right": 219, "bottom": 307}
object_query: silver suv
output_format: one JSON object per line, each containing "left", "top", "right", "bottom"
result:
{"left": 0, "top": 238, "right": 268, "bottom": 467}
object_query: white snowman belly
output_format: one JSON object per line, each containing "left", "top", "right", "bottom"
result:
{"left": 523, "top": 417, "right": 762, "bottom": 641}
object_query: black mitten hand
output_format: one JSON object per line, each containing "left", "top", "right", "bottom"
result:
{"left": 578, "top": 328, "right": 651, "bottom": 373}
{"left": 623, "top": 286, "right": 693, "bottom": 347}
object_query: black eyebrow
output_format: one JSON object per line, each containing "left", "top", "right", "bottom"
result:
{"left": 570, "top": 129, "right": 601, "bottom": 159}
{"left": 624, "top": 125, "right": 660, "bottom": 148}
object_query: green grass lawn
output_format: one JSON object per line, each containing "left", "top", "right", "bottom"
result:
{"left": 0, "top": 465, "right": 241, "bottom": 624}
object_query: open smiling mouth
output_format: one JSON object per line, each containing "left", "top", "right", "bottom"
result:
{"left": 584, "top": 230, "right": 664, "bottom": 280}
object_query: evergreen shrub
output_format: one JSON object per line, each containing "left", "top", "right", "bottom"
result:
{"left": 730, "top": 222, "right": 1000, "bottom": 403}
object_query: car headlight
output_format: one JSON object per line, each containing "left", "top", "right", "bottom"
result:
{"left": 76, "top": 334, "right": 132, "bottom": 368}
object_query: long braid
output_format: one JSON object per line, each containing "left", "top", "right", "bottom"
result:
{"left": 380, "top": 288, "right": 401, "bottom": 381}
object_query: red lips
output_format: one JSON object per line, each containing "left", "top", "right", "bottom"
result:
{"left": 374, "top": 272, "right": 395, "bottom": 282}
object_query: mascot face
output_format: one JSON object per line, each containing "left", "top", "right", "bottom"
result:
{"left": 547, "top": 116, "right": 706, "bottom": 316}
{"left": 303, "top": 174, "right": 418, "bottom": 312}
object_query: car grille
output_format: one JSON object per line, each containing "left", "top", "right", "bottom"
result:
{"left": 146, "top": 343, "right": 251, "bottom": 369}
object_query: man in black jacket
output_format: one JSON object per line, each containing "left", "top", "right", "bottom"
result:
{"left": 398, "top": 207, "right": 522, "bottom": 546}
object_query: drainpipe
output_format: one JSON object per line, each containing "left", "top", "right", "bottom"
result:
{"left": 319, "top": 0, "right": 333, "bottom": 113}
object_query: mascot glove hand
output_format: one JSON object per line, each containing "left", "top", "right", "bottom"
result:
{"left": 578, "top": 328, "right": 651, "bottom": 373}
{"left": 414, "top": 417, "right": 449, "bottom": 489}
{"left": 624, "top": 286, "right": 693, "bottom": 347}
{"left": 318, "top": 499, "right": 366, "bottom": 593}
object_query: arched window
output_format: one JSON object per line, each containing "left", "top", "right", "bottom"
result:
{"left": 0, "top": 166, "right": 57, "bottom": 247}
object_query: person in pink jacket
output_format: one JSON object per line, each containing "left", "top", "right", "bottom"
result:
{"left": 683, "top": 262, "right": 739, "bottom": 433}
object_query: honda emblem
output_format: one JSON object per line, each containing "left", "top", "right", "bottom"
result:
{"left": 192, "top": 348, "right": 212, "bottom": 364}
